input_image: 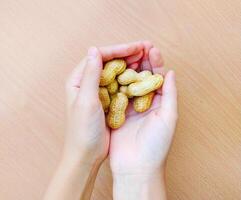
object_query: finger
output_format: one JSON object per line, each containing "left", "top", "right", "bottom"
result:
{"left": 66, "top": 58, "right": 87, "bottom": 90}
{"left": 65, "top": 58, "right": 87, "bottom": 103}
{"left": 128, "top": 62, "right": 139, "bottom": 70}
{"left": 99, "top": 41, "right": 144, "bottom": 62}
{"left": 140, "top": 40, "right": 153, "bottom": 71}
{"left": 149, "top": 47, "right": 165, "bottom": 94}
{"left": 156, "top": 70, "right": 178, "bottom": 123}
{"left": 78, "top": 47, "right": 103, "bottom": 98}
{"left": 125, "top": 50, "right": 143, "bottom": 65}
{"left": 149, "top": 47, "right": 164, "bottom": 74}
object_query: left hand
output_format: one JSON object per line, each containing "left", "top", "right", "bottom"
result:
{"left": 110, "top": 42, "right": 178, "bottom": 176}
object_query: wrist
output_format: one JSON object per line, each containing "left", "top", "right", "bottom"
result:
{"left": 112, "top": 165, "right": 166, "bottom": 178}
{"left": 44, "top": 150, "right": 102, "bottom": 200}
{"left": 113, "top": 169, "right": 165, "bottom": 184}
{"left": 62, "top": 145, "right": 106, "bottom": 166}
{"left": 60, "top": 151, "right": 103, "bottom": 172}
{"left": 112, "top": 170, "right": 166, "bottom": 200}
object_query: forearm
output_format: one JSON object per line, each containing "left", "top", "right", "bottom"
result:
{"left": 113, "top": 171, "right": 167, "bottom": 200}
{"left": 43, "top": 155, "right": 101, "bottom": 200}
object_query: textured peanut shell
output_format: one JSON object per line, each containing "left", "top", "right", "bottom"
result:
{"left": 100, "top": 59, "right": 126, "bottom": 86}
{"left": 107, "top": 92, "right": 128, "bottom": 129}
{"left": 99, "top": 87, "right": 110, "bottom": 111}
{"left": 117, "top": 69, "right": 138, "bottom": 85}
{"left": 133, "top": 92, "right": 155, "bottom": 112}
{"left": 127, "top": 74, "right": 163, "bottom": 96}
{"left": 106, "top": 79, "right": 119, "bottom": 95}
{"left": 119, "top": 86, "right": 133, "bottom": 98}
{"left": 110, "top": 93, "right": 117, "bottom": 101}
{"left": 137, "top": 70, "right": 152, "bottom": 81}
{"left": 117, "top": 69, "right": 152, "bottom": 85}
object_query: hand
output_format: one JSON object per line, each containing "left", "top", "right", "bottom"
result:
{"left": 110, "top": 42, "right": 178, "bottom": 175}
{"left": 44, "top": 41, "right": 145, "bottom": 200}
{"left": 110, "top": 42, "right": 177, "bottom": 200}
{"left": 64, "top": 47, "right": 108, "bottom": 165}
{"left": 64, "top": 41, "right": 145, "bottom": 165}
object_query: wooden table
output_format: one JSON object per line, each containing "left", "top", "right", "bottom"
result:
{"left": 0, "top": 0, "right": 240, "bottom": 199}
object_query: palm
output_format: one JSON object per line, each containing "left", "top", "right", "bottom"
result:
{"left": 110, "top": 95, "right": 175, "bottom": 174}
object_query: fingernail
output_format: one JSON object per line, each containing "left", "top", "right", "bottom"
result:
{"left": 169, "top": 70, "right": 175, "bottom": 75}
{"left": 88, "top": 47, "right": 98, "bottom": 58}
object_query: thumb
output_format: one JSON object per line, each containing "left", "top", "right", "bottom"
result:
{"left": 79, "top": 47, "right": 103, "bottom": 97}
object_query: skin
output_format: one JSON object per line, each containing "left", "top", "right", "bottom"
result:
{"left": 44, "top": 41, "right": 145, "bottom": 200}
{"left": 110, "top": 42, "right": 177, "bottom": 200}
{"left": 44, "top": 41, "right": 177, "bottom": 200}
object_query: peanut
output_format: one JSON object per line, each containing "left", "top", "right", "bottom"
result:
{"left": 133, "top": 92, "right": 155, "bottom": 112}
{"left": 119, "top": 86, "right": 133, "bottom": 98}
{"left": 110, "top": 93, "right": 117, "bottom": 101}
{"left": 107, "top": 92, "right": 128, "bottom": 129}
{"left": 98, "top": 58, "right": 164, "bottom": 129}
{"left": 138, "top": 70, "right": 152, "bottom": 80}
{"left": 99, "top": 87, "right": 110, "bottom": 112}
{"left": 117, "top": 69, "right": 138, "bottom": 85}
{"left": 100, "top": 59, "right": 126, "bottom": 86}
{"left": 127, "top": 74, "right": 163, "bottom": 96}
{"left": 117, "top": 69, "right": 152, "bottom": 85}
{"left": 106, "top": 79, "right": 119, "bottom": 95}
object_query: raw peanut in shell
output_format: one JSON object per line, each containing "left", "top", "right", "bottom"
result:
{"left": 127, "top": 74, "right": 163, "bottom": 96}
{"left": 133, "top": 92, "right": 155, "bottom": 113}
{"left": 117, "top": 69, "right": 152, "bottom": 85}
{"left": 110, "top": 93, "right": 117, "bottom": 101}
{"left": 107, "top": 92, "right": 128, "bottom": 129}
{"left": 100, "top": 59, "right": 126, "bottom": 86}
{"left": 119, "top": 86, "right": 133, "bottom": 98}
{"left": 106, "top": 79, "right": 119, "bottom": 95}
{"left": 99, "top": 87, "right": 110, "bottom": 111}
{"left": 117, "top": 69, "right": 138, "bottom": 85}
{"left": 137, "top": 70, "right": 152, "bottom": 81}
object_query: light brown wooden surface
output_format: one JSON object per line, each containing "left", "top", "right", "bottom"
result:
{"left": 0, "top": 0, "right": 240, "bottom": 199}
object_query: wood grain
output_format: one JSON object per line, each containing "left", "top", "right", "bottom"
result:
{"left": 0, "top": 0, "right": 240, "bottom": 199}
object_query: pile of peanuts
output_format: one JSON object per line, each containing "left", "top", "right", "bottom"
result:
{"left": 99, "top": 59, "right": 164, "bottom": 129}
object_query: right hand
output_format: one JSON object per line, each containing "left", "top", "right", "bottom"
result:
{"left": 63, "top": 41, "right": 145, "bottom": 165}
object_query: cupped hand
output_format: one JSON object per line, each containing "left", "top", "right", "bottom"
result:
{"left": 110, "top": 42, "right": 178, "bottom": 175}
{"left": 64, "top": 42, "right": 145, "bottom": 165}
